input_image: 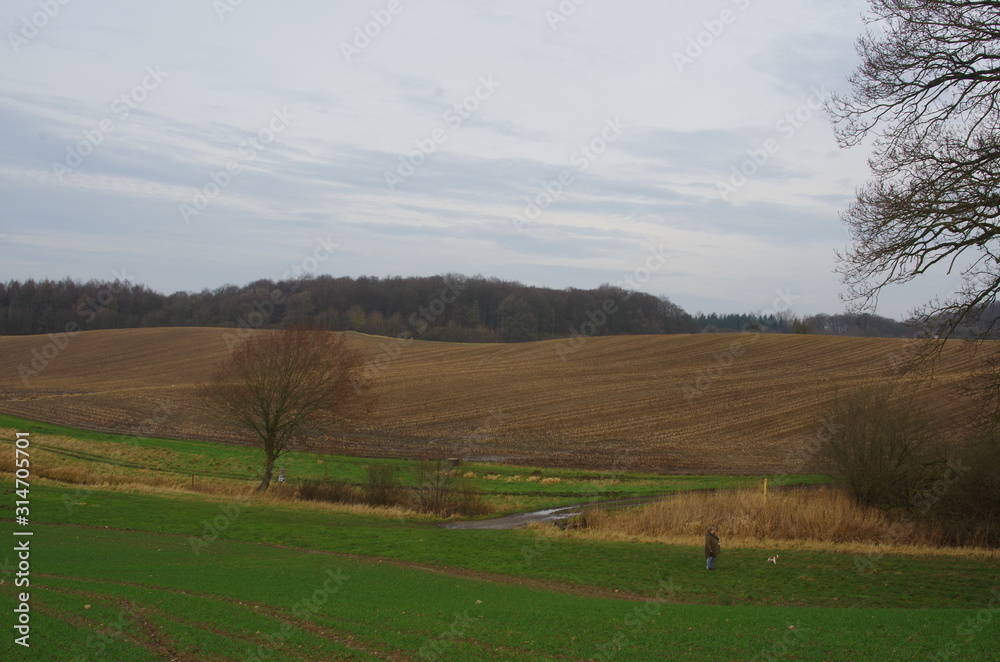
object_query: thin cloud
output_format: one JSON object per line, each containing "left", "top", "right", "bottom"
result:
{"left": 0, "top": 0, "right": 907, "bottom": 318}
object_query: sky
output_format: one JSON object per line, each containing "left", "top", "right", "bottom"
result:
{"left": 0, "top": 0, "right": 961, "bottom": 320}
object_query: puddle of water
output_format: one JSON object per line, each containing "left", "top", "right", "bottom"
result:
{"left": 442, "top": 495, "right": 661, "bottom": 530}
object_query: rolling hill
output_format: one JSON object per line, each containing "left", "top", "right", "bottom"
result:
{"left": 0, "top": 328, "right": 987, "bottom": 473}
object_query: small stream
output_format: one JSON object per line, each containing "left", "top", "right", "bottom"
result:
{"left": 441, "top": 494, "right": 666, "bottom": 530}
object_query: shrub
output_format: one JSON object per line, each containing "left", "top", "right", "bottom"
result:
{"left": 451, "top": 484, "right": 492, "bottom": 517}
{"left": 298, "top": 477, "right": 358, "bottom": 504}
{"left": 412, "top": 459, "right": 493, "bottom": 517}
{"left": 816, "top": 382, "right": 1000, "bottom": 547}
{"left": 817, "top": 383, "right": 942, "bottom": 509}
{"left": 413, "top": 460, "right": 453, "bottom": 514}
{"left": 363, "top": 464, "right": 402, "bottom": 506}
{"left": 930, "top": 423, "right": 1000, "bottom": 547}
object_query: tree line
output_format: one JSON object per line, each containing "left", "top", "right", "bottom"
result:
{"left": 0, "top": 275, "right": 700, "bottom": 341}
{"left": 3, "top": 274, "right": 982, "bottom": 341}
{"left": 694, "top": 312, "right": 914, "bottom": 337}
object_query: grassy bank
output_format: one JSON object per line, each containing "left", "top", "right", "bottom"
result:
{"left": 0, "top": 415, "right": 827, "bottom": 515}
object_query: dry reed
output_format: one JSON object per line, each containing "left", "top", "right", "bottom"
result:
{"left": 28, "top": 472, "right": 427, "bottom": 520}
{"left": 559, "top": 487, "right": 999, "bottom": 558}
{"left": 0, "top": 450, "right": 426, "bottom": 520}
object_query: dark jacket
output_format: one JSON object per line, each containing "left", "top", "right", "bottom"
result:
{"left": 705, "top": 530, "right": 720, "bottom": 558}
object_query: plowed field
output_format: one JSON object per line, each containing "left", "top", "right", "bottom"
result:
{"left": 0, "top": 328, "right": 987, "bottom": 472}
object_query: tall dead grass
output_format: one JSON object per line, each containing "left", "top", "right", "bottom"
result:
{"left": 567, "top": 487, "right": 999, "bottom": 557}
{"left": 24, "top": 471, "right": 425, "bottom": 520}
{"left": 0, "top": 453, "right": 426, "bottom": 520}
{"left": 0, "top": 453, "right": 185, "bottom": 490}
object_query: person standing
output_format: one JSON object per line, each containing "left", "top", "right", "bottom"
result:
{"left": 705, "top": 526, "right": 720, "bottom": 570}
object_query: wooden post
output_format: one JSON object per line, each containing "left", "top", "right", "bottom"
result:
{"left": 763, "top": 477, "right": 768, "bottom": 498}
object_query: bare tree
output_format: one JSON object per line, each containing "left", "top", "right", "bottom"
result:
{"left": 828, "top": 0, "right": 1000, "bottom": 338}
{"left": 818, "top": 383, "right": 942, "bottom": 508}
{"left": 202, "top": 327, "right": 368, "bottom": 492}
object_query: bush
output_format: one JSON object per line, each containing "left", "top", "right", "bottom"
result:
{"left": 298, "top": 477, "right": 358, "bottom": 504}
{"left": 817, "top": 382, "right": 1000, "bottom": 547}
{"left": 413, "top": 460, "right": 453, "bottom": 514}
{"left": 258, "top": 460, "right": 495, "bottom": 517}
{"left": 450, "top": 484, "right": 492, "bottom": 517}
{"left": 817, "top": 383, "right": 942, "bottom": 509}
{"left": 412, "top": 460, "right": 493, "bottom": 517}
{"left": 931, "top": 424, "right": 1000, "bottom": 547}
{"left": 363, "top": 464, "right": 402, "bottom": 506}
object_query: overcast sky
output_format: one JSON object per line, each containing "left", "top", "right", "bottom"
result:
{"left": 0, "top": 0, "right": 959, "bottom": 319}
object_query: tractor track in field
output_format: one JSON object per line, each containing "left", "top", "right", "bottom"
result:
{"left": 31, "top": 520, "right": 679, "bottom": 606}
{"left": 33, "top": 574, "right": 585, "bottom": 661}
{"left": 257, "top": 542, "right": 680, "bottom": 605}
{"left": 29, "top": 587, "right": 210, "bottom": 662}
{"left": 31, "top": 575, "right": 413, "bottom": 661}
{"left": 34, "top": 569, "right": 608, "bottom": 660}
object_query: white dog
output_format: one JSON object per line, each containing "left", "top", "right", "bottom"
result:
{"left": 767, "top": 555, "right": 779, "bottom": 564}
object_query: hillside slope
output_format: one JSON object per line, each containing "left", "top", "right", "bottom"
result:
{"left": 0, "top": 328, "right": 986, "bottom": 472}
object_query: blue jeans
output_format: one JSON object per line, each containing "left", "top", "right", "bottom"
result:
{"left": 706, "top": 555, "right": 716, "bottom": 570}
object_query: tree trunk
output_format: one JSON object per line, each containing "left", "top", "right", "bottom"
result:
{"left": 258, "top": 455, "right": 275, "bottom": 493}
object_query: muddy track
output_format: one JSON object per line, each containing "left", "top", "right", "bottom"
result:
{"left": 33, "top": 574, "right": 412, "bottom": 661}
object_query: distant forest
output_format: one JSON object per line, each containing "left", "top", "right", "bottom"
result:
{"left": 693, "top": 312, "right": 912, "bottom": 338}
{"left": 0, "top": 275, "right": 920, "bottom": 340}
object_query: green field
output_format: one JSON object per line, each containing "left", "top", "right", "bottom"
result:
{"left": 0, "top": 414, "right": 826, "bottom": 515}
{"left": 2, "top": 418, "right": 999, "bottom": 661}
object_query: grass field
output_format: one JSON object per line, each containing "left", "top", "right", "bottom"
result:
{"left": 1, "top": 419, "right": 999, "bottom": 660}
{"left": 0, "top": 328, "right": 988, "bottom": 473}
{"left": 3, "top": 480, "right": 999, "bottom": 661}
{"left": 0, "top": 415, "right": 827, "bottom": 516}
